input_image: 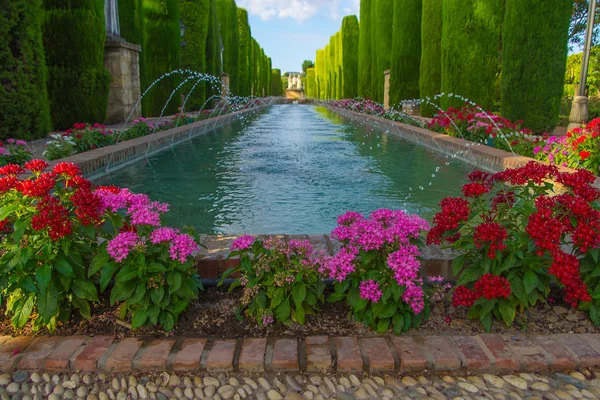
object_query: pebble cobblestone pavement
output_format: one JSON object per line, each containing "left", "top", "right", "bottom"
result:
{"left": 2, "top": 369, "right": 600, "bottom": 400}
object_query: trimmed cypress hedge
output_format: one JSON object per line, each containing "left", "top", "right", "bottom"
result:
{"left": 237, "top": 8, "right": 251, "bottom": 96}
{"left": 180, "top": 0, "right": 210, "bottom": 110}
{"left": 373, "top": 0, "right": 394, "bottom": 103}
{"left": 440, "top": 0, "right": 503, "bottom": 111}
{"left": 142, "top": 0, "right": 181, "bottom": 116}
{"left": 419, "top": 0, "right": 442, "bottom": 117}
{"left": 42, "top": 0, "right": 110, "bottom": 128}
{"left": 205, "top": 0, "right": 221, "bottom": 99}
{"left": 1, "top": 0, "right": 52, "bottom": 139}
{"left": 217, "top": 0, "right": 239, "bottom": 94}
{"left": 306, "top": 68, "right": 316, "bottom": 98}
{"left": 323, "top": 45, "right": 330, "bottom": 99}
{"left": 501, "top": 0, "right": 572, "bottom": 133}
{"left": 118, "top": 0, "right": 144, "bottom": 46}
{"left": 329, "top": 36, "right": 337, "bottom": 100}
{"left": 336, "top": 32, "right": 343, "bottom": 99}
{"left": 271, "top": 69, "right": 282, "bottom": 96}
{"left": 358, "top": 0, "right": 373, "bottom": 99}
{"left": 341, "top": 15, "right": 359, "bottom": 99}
{"left": 389, "top": 0, "right": 422, "bottom": 107}
{"left": 315, "top": 49, "right": 325, "bottom": 99}
{"left": 251, "top": 39, "right": 258, "bottom": 95}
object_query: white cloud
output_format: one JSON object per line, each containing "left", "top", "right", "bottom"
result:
{"left": 237, "top": 0, "right": 359, "bottom": 22}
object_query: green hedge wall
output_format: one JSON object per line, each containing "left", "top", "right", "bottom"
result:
{"left": 1, "top": 0, "right": 52, "bottom": 139}
{"left": 315, "top": 49, "right": 324, "bottom": 99}
{"left": 271, "top": 69, "right": 282, "bottom": 96}
{"left": 501, "top": 0, "right": 572, "bottom": 132}
{"left": 389, "top": 0, "right": 422, "bottom": 107}
{"left": 237, "top": 8, "right": 251, "bottom": 96}
{"left": 336, "top": 32, "right": 343, "bottom": 99}
{"left": 441, "top": 0, "right": 503, "bottom": 110}
{"left": 118, "top": 0, "right": 145, "bottom": 114}
{"left": 358, "top": 0, "right": 373, "bottom": 99}
{"left": 323, "top": 45, "right": 330, "bottom": 99}
{"left": 329, "top": 36, "right": 337, "bottom": 99}
{"left": 217, "top": 0, "right": 239, "bottom": 94}
{"left": 180, "top": 0, "right": 210, "bottom": 110}
{"left": 306, "top": 68, "right": 316, "bottom": 98}
{"left": 341, "top": 15, "right": 359, "bottom": 99}
{"left": 42, "top": 0, "right": 110, "bottom": 128}
{"left": 142, "top": 0, "right": 181, "bottom": 116}
{"left": 373, "top": 0, "right": 394, "bottom": 103}
{"left": 251, "top": 39, "right": 258, "bottom": 95}
{"left": 205, "top": 0, "right": 221, "bottom": 100}
{"left": 419, "top": 0, "right": 442, "bottom": 117}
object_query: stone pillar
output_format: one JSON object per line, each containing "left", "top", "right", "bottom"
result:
{"left": 104, "top": 39, "right": 141, "bottom": 124}
{"left": 221, "top": 73, "right": 230, "bottom": 98}
{"left": 568, "top": 95, "right": 589, "bottom": 130}
{"left": 383, "top": 69, "right": 391, "bottom": 110}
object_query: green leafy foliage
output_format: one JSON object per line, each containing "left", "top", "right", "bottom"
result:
{"left": 341, "top": 15, "right": 359, "bottom": 99}
{"left": 501, "top": 0, "right": 572, "bottom": 133}
{"left": 220, "top": 237, "right": 325, "bottom": 326}
{"left": 42, "top": 0, "right": 110, "bottom": 129}
{"left": 419, "top": 0, "right": 443, "bottom": 117}
{"left": 440, "top": 0, "right": 503, "bottom": 111}
{"left": 0, "top": 0, "right": 52, "bottom": 139}
{"left": 357, "top": 0, "right": 373, "bottom": 99}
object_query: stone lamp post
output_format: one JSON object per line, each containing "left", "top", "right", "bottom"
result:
{"left": 569, "top": 0, "right": 597, "bottom": 130}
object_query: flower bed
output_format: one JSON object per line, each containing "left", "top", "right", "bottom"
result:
{"left": 0, "top": 139, "right": 33, "bottom": 167}
{"left": 43, "top": 98, "right": 272, "bottom": 162}
{"left": 328, "top": 99, "right": 600, "bottom": 175}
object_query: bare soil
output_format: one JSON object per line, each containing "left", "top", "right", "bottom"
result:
{"left": 0, "top": 287, "right": 596, "bottom": 339}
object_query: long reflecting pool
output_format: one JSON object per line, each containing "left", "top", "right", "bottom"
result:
{"left": 96, "top": 104, "right": 474, "bottom": 234}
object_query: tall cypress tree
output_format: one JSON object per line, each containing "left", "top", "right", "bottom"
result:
{"left": 419, "top": 0, "right": 443, "bottom": 117}
{"left": 142, "top": 0, "right": 181, "bottom": 116}
{"left": 389, "top": 0, "right": 422, "bottom": 107}
{"left": 271, "top": 69, "right": 282, "bottom": 96}
{"left": 118, "top": 0, "right": 145, "bottom": 112}
{"left": 42, "top": 0, "right": 110, "bottom": 128}
{"left": 315, "top": 49, "right": 325, "bottom": 99}
{"left": 323, "top": 45, "right": 330, "bottom": 99}
{"left": 329, "top": 36, "right": 337, "bottom": 99}
{"left": 1, "top": 0, "right": 52, "bottom": 139}
{"left": 237, "top": 8, "right": 251, "bottom": 96}
{"left": 180, "top": 0, "right": 210, "bottom": 109}
{"left": 205, "top": 0, "right": 222, "bottom": 99}
{"left": 306, "top": 68, "right": 316, "bottom": 98}
{"left": 501, "top": 0, "right": 572, "bottom": 132}
{"left": 441, "top": 0, "right": 503, "bottom": 110}
{"left": 216, "top": 0, "right": 239, "bottom": 94}
{"left": 341, "top": 15, "right": 359, "bottom": 99}
{"left": 358, "top": 0, "right": 373, "bottom": 99}
{"left": 373, "top": 0, "right": 394, "bottom": 103}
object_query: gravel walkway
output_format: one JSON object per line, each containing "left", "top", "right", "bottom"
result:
{"left": 1, "top": 369, "right": 599, "bottom": 400}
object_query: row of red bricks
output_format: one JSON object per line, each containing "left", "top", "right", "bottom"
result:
{"left": 2, "top": 333, "right": 600, "bottom": 374}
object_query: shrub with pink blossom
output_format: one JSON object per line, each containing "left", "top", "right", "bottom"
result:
{"left": 0, "top": 139, "right": 33, "bottom": 167}
{"left": 221, "top": 236, "right": 325, "bottom": 326}
{"left": 321, "top": 209, "right": 430, "bottom": 333}
{"left": 91, "top": 186, "right": 202, "bottom": 331}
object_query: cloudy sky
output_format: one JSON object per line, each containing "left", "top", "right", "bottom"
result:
{"left": 236, "top": 0, "right": 360, "bottom": 73}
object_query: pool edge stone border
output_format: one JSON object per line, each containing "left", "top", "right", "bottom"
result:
{"left": 46, "top": 104, "right": 272, "bottom": 179}
{"left": 1, "top": 333, "right": 600, "bottom": 374}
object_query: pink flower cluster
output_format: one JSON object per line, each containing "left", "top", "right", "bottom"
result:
{"left": 107, "top": 231, "right": 141, "bottom": 262}
{"left": 231, "top": 235, "right": 255, "bottom": 251}
{"left": 99, "top": 187, "right": 199, "bottom": 264}
{"left": 323, "top": 209, "right": 429, "bottom": 314}
{"left": 359, "top": 280, "right": 383, "bottom": 303}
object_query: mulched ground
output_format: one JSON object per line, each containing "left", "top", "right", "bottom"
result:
{"left": 0, "top": 287, "right": 597, "bottom": 339}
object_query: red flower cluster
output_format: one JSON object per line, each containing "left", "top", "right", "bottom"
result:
{"left": 70, "top": 188, "right": 103, "bottom": 226}
{"left": 452, "top": 274, "right": 511, "bottom": 307}
{"left": 492, "top": 161, "right": 557, "bottom": 185}
{"left": 556, "top": 170, "right": 599, "bottom": 202}
{"left": 426, "top": 197, "right": 470, "bottom": 245}
{"left": 16, "top": 173, "right": 55, "bottom": 197}
{"left": 462, "top": 183, "right": 490, "bottom": 198}
{"left": 0, "top": 176, "right": 17, "bottom": 194}
{"left": 24, "top": 160, "right": 49, "bottom": 174}
{"left": 31, "top": 196, "right": 72, "bottom": 240}
{"left": 53, "top": 162, "right": 81, "bottom": 178}
{"left": 549, "top": 251, "right": 592, "bottom": 306}
{"left": 473, "top": 222, "right": 507, "bottom": 259}
{"left": 0, "top": 164, "right": 24, "bottom": 176}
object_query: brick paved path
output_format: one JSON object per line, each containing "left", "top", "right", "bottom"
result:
{"left": 2, "top": 334, "right": 600, "bottom": 374}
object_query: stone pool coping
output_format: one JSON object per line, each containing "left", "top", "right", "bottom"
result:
{"left": 2, "top": 333, "right": 600, "bottom": 374}
{"left": 46, "top": 104, "right": 271, "bottom": 179}
{"left": 194, "top": 234, "right": 455, "bottom": 281}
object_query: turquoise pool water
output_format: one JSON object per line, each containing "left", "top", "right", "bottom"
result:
{"left": 96, "top": 105, "right": 473, "bottom": 234}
